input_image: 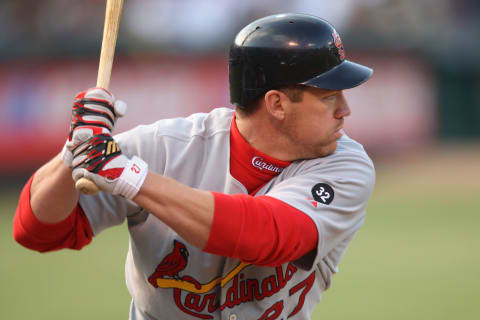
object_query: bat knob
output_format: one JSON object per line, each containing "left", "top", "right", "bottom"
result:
{"left": 75, "top": 178, "right": 100, "bottom": 195}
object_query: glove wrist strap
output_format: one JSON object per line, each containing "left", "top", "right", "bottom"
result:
{"left": 113, "top": 156, "right": 149, "bottom": 200}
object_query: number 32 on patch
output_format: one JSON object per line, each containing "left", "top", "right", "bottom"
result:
{"left": 311, "top": 183, "right": 334, "bottom": 205}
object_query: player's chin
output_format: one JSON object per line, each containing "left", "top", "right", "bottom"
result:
{"left": 325, "top": 140, "right": 338, "bottom": 154}
{"left": 307, "top": 140, "right": 338, "bottom": 159}
{"left": 333, "top": 128, "right": 344, "bottom": 140}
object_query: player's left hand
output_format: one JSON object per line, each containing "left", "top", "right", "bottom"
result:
{"left": 62, "top": 88, "right": 127, "bottom": 167}
{"left": 71, "top": 134, "right": 148, "bottom": 200}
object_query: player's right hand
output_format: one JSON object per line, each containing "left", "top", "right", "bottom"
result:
{"left": 62, "top": 88, "right": 127, "bottom": 167}
{"left": 71, "top": 133, "right": 148, "bottom": 200}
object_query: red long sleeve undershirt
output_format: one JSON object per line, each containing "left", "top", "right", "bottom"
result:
{"left": 13, "top": 114, "right": 318, "bottom": 266}
{"left": 13, "top": 175, "right": 93, "bottom": 252}
{"left": 205, "top": 193, "right": 318, "bottom": 266}
{"left": 203, "top": 116, "right": 318, "bottom": 266}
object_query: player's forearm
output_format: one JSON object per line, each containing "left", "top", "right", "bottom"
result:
{"left": 30, "top": 154, "right": 80, "bottom": 223}
{"left": 133, "top": 172, "right": 214, "bottom": 249}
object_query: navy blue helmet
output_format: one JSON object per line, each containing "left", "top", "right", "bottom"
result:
{"left": 229, "top": 13, "right": 373, "bottom": 108}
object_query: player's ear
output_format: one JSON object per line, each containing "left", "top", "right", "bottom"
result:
{"left": 264, "top": 90, "right": 287, "bottom": 120}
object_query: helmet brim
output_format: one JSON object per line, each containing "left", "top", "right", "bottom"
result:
{"left": 302, "top": 60, "right": 373, "bottom": 90}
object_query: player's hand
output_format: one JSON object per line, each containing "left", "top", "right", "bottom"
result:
{"left": 71, "top": 134, "right": 148, "bottom": 200}
{"left": 62, "top": 88, "right": 127, "bottom": 167}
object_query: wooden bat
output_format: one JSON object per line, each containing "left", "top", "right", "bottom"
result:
{"left": 75, "top": 0, "right": 124, "bottom": 195}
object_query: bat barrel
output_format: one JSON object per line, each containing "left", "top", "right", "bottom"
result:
{"left": 75, "top": 0, "right": 124, "bottom": 195}
{"left": 97, "top": 0, "right": 124, "bottom": 89}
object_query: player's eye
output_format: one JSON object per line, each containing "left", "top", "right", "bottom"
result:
{"left": 324, "top": 94, "right": 337, "bottom": 101}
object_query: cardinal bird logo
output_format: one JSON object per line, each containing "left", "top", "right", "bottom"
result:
{"left": 148, "top": 240, "right": 190, "bottom": 288}
{"left": 332, "top": 30, "right": 345, "bottom": 61}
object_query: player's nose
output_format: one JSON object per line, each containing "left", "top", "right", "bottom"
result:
{"left": 335, "top": 92, "right": 351, "bottom": 119}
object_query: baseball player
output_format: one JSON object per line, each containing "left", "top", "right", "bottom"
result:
{"left": 13, "top": 14, "right": 375, "bottom": 320}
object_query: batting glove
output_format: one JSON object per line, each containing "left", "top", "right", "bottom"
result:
{"left": 71, "top": 134, "right": 148, "bottom": 200}
{"left": 62, "top": 88, "right": 127, "bottom": 167}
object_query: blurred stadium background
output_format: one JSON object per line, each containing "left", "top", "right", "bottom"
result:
{"left": 1, "top": 0, "right": 479, "bottom": 319}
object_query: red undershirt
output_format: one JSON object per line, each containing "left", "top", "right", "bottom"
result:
{"left": 13, "top": 114, "right": 318, "bottom": 266}
{"left": 12, "top": 175, "right": 93, "bottom": 252}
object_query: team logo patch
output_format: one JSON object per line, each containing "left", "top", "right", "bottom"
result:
{"left": 332, "top": 30, "right": 345, "bottom": 61}
{"left": 251, "top": 156, "right": 283, "bottom": 173}
{"left": 148, "top": 240, "right": 189, "bottom": 285}
{"left": 311, "top": 183, "right": 334, "bottom": 205}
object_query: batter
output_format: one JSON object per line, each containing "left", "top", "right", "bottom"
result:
{"left": 14, "top": 14, "right": 375, "bottom": 320}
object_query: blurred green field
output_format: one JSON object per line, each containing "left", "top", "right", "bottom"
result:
{"left": 1, "top": 145, "right": 479, "bottom": 319}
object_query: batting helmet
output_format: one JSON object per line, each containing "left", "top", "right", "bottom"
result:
{"left": 229, "top": 13, "right": 373, "bottom": 108}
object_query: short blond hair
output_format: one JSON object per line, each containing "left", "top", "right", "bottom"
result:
{"left": 235, "top": 84, "right": 307, "bottom": 117}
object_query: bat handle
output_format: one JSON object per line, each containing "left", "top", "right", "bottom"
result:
{"left": 76, "top": 178, "right": 101, "bottom": 195}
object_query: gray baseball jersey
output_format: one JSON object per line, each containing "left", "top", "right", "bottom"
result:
{"left": 79, "top": 107, "right": 375, "bottom": 320}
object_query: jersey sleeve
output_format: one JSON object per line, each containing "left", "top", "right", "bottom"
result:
{"left": 77, "top": 124, "right": 163, "bottom": 236}
{"left": 265, "top": 148, "right": 375, "bottom": 270}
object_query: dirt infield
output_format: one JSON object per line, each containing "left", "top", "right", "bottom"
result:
{"left": 372, "top": 142, "right": 480, "bottom": 196}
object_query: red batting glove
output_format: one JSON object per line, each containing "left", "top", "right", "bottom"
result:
{"left": 71, "top": 134, "right": 148, "bottom": 200}
{"left": 62, "top": 88, "right": 127, "bottom": 167}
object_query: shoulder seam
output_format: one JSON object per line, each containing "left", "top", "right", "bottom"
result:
{"left": 154, "top": 127, "right": 231, "bottom": 143}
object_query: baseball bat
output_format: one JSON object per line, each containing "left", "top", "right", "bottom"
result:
{"left": 75, "top": 0, "right": 124, "bottom": 195}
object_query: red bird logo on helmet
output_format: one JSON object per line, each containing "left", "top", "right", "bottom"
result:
{"left": 148, "top": 240, "right": 190, "bottom": 288}
{"left": 332, "top": 30, "right": 345, "bottom": 61}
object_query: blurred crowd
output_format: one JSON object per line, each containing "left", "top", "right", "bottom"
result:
{"left": 0, "top": 0, "right": 478, "bottom": 180}
{"left": 1, "top": 0, "right": 479, "bottom": 58}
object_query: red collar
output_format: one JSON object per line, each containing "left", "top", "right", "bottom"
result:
{"left": 229, "top": 113, "right": 291, "bottom": 194}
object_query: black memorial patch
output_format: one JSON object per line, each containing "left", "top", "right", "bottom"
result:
{"left": 311, "top": 183, "right": 334, "bottom": 205}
